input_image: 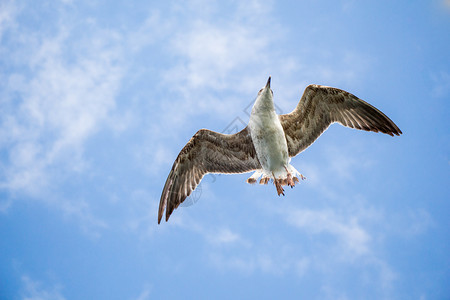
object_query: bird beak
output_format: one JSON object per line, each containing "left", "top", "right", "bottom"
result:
{"left": 265, "top": 76, "right": 271, "bottom": 89}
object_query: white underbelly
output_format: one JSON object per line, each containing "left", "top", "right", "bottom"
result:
{"left": 249, "top": 113, "right": 289, "bottom": 172}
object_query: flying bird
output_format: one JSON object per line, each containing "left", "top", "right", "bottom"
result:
{"left": 158, "top": 77, "right": 402, "bottom": 223}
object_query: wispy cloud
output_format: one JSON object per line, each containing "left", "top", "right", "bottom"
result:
{"left": 286, "top": 208, "right": 371, "bottom": 255}
{"left": 21, "top": 275, "right": 66, "bottom": 300}
{"left": 165, "top": 20, "right": 270, "bottom": 91}
{"left": 382, "top": 208, "right": 433, "bottom": 238}
{"left": 157, "top": 0, "right": 294, "bottom": 122}
{"left": 208, "top": 249, "right": 308, "bottom": 276}
{"left": 0, "top": 2, "right": 126, "bottom": 231}
{"left": 0, "top": 0, "right": 17, "bottom": 40}
{"left": 206, "top": 228, "right": 242, "bottom": 245}
{"left": 132, "top": 284, "right": 152, "bottom": 300}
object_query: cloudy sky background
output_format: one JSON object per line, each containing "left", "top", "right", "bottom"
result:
{"left": 1, "top": 0, "right": 449, "bottom": 299}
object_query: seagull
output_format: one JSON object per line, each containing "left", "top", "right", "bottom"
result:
{"left": 158, "top": 77, "right": 402, "bottom": 223}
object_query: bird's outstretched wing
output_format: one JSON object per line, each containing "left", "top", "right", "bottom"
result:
{"left": 158, "top": 127, "right": 260, "bottom": 223}
{"left": 279, "top": 84, "right": 402, "bottom": 157}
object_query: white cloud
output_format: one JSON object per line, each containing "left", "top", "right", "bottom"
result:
{"left": 21, "top": 275, "right": 66, "bottom": 300}
{"left": 208, "top": 251, "right": 302, "bottom": 276}
{"left": 208, "top": 252, "right": 255, "bottom": 274}
{"left": 127, "top": 11, "right": 172, "bottom": 54}
{"left": 0, "top": 2, "right": 126, "bottom": 233}
{"left": 206, "top": 238, "right": 313, "bottom": 276}
{"left": 166, "top": 21, "right": 269, "bottom": 91}
{"left": 207, "top": 228, "right": 241, "bottom": 245}
{"left": 0, "top": 0, "right": 17, "bottom": 40}
{"left": 157, "top": 0, "right": 291, "bottom": 124}
{"left": 133, "top": 142, "right": 176, "bottom": 177}
{"left": 0, "top": 0, "right": 387, "bottom": 245}
{"left": 373, "top": 258, "right": 397, "bottom": 291}
{"left": 1, "top": 24, "right": 124, "bottom": 190}
{"left": 286, "top": 208, "right": 371, "bottom": 255}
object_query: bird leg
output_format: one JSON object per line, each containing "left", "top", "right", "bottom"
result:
{"left": 273, "top": 172, "right": 285, "bottom": 196}
{"left": 284, "top": 166, "right": 295, "bottom": 188}
{"left": 293, "top": 174, "right": 306, "bottom": 182}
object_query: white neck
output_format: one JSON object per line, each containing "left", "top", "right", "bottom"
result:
{"left": 251, "top": 90, "right": 275, "bottom": 116}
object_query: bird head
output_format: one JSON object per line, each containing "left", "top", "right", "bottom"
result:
{"left": 251, "top": 76, "right": 275, "bottom": 114}
{"left": 257, "top": 76, "right": 273, "bottom": 98}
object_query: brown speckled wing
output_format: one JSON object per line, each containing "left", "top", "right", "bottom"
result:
{"left": 158, "top": 127, "right": 260, "bottom": 223}
{"left": 279, "top": 84, "right": 402, "bottom": 158}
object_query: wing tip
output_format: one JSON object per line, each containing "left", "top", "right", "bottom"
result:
{"left": 389, "top": 124, "right": 402, "bottom": 136}
{"left": 158, "top": 191, "right": 169, "bottom": 225}
{"left": 157, "top": 205, "right": 164, "bottom": 224}
{"left": 157, "top": 205, "right": 173, "bottom": 224}
{"left": 384, "top": 127, "right": 402, "bottom": 137}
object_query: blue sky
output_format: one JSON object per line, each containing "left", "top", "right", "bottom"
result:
{"left": 0, "top": 0, "right": 449, "bottom": 299}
